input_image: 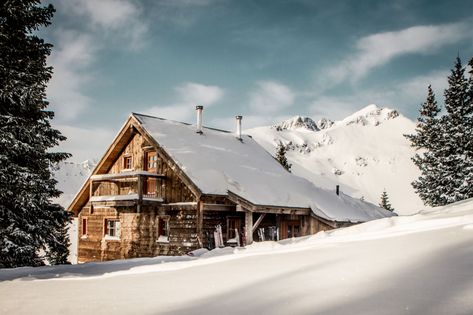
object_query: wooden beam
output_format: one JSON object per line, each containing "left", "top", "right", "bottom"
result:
{"left": 197, "top": 201, "right": 203, "bottom": 247}
{"left": 202, "top": 204, "right": 236, "bottom": 211}
{"left": 137, "top": 174, "right": 143, "bottom": 213}
{"left": 89, "top": 180, "right": 94, "bottom": 214}
{"left": 252, "top": 208, "right": 309, "bottom": 215}
{"left": 252, "top": 213, "right": 266, "bottom": 232}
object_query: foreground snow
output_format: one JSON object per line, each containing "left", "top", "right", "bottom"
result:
{"left": 1, "top": 199, "right": 473, "bottom": 314}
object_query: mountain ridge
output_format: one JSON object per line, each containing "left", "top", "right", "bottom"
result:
{"left": 247, "top": 104, "right": 423, "bottom": 215}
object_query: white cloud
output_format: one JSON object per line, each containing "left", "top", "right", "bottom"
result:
{"left": 395, "top": 71, "right": 448, "bottom": 109}
{"left": 249, "top": 81, "right": 295, "bottom": 114}
{"left": 309, "top": 69, "right": 450, "bottom": 120}
{"left": 175, "top": 82, "right": 224, "bottom": 106}
{"left": 142, "top": 82, "right": 224, "bottom": 122}
{"left": 47, "top": 0, "right": 151, "bottom": 122}
{"left": 47, "top": 32, "right": 96, "bottom": 122}
{"left": 320, "top": 22, "right": 471, "bottom": 89}
{"left": 58, "top": 0, "right": 147, "bottom": 47}
{"left": 53, "top": 124, "right": 116, "bottom": 162}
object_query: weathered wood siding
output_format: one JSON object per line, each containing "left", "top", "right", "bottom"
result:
{"left": 78, "top": 130, "right": 199, "bottom": 262}
{"left": 308, "top": 216, "right": 334, "bottom": 234}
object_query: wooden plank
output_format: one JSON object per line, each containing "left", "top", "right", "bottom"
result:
{"left": 202, "top": 204, "right": 236, "bottom": 211}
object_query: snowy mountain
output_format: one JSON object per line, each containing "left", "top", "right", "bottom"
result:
{"left": 53, "top": 160, "right": 96, "bottom": 208}
{"left": 247, "top": 104, "right": 423, "bottom": 215}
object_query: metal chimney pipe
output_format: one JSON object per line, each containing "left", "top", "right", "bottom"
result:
{"left": 336, "top": 185, "right": 340, "bottom": 196}
{"left": 196, "top": 105, "right": 203, "bottom": 134}
{"left": 235, "top": 115, "right": 242, "bottom": 140}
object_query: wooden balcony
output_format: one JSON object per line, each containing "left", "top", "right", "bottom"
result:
{"left": 89, "top": 171, "right": 166, "bottom": 211}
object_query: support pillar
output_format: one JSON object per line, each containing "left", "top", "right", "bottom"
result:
{"left": 137, "top": 175, "right": 143, "bottom": 213}
{"left": 245, "top": 210, "right": 253, "bottom": 245}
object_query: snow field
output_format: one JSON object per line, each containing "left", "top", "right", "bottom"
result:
{"left": 1, "top": 199, "right": 472, "bottom": 315}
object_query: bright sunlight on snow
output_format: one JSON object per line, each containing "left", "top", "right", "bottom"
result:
{"left": 1, "top": 199, "right": 472, "bottom": 315}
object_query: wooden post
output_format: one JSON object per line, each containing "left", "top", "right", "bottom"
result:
{"left": 137, "top": 175, "right": 143, "bottom": 213}
{"left": 89, "top": 180, "right": 94, "bottom": 214}
{"left": 197, "top": 201, "right": 203, "bottom": 248}
{"left": 245, "top": 209, "right": 253, "bottom": 245}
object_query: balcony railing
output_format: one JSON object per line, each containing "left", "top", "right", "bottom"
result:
{"left": 89, "top": 171, "right": 166, "bottom": 210}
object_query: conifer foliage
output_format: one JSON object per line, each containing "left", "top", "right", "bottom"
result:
{"left": 0, "top": 1, "right": 71, "bottom": 267}
{"left": 379, "top": 190, "right": 394, "bottom": 212}
{"left": 406, "top": 56, "right": 473, "bottom": 207}
{"left": 276, "top": 142, "right": 292, "bottom": 172}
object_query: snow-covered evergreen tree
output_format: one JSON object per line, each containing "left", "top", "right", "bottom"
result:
{"left": 436, "top": 57, "right": 473, "bottom": 205}
{"left": 405, "top": 85, "right": 441, "bottom": 150}
{"left": 276, "top": 142, "right": 292, "bottom": 172}
{"left": 0, "top": 0, "right": 71, "bottom": 267}
{"left": 407, "top": 56, "right": 473, "bottom": 207}
{"left": 379, "top": 190, "right": 394, "bottom": 212}
{"left": 405, "top": 86, "right": 445, "bottom": 206}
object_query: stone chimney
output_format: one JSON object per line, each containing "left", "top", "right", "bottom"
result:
{"left": 196, "top": 105, "right": 203, "bottom": 134}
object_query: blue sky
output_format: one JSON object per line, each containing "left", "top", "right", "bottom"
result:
{"left": 43, "top": 0, "right": 473, "bottom": 161}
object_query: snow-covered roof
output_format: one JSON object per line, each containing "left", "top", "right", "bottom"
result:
{"left": 133, "top": 113, "right": 393, "bottom": 223}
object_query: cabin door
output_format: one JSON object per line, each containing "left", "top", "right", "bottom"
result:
{"left": 280, "top": 220, "right": 300, "bottom": 239}
{"left": 144, "top": 151, "right": 157, "bottom": 196}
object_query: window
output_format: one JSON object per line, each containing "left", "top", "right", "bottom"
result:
{"left": 146, "top": 151, "right": 157, "bottom": 170}
{"left": 156, "top": 216, "right": 170, "bottom": 242}
{"left": 104, "top": 219, "right": 121, "bottom": 240}
{"left": 123, "top": 156, "right": 132, "bottom": 169}
{"left": 81, "top": 218, "right": 88, "bottom": 236}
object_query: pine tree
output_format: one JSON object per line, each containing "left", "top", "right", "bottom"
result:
{"left": 435, "top": 56, "right": 473, "bottom": 205}
{"left": 405, "top": 85, "right": 441, "bottom": 150}
{"left": 276, "top": 142, "right": 292, "bottom": 172}
{"left": 379, "top": 190, "right": 394, "bottom": 212}
{"left": 0, "top": 1, "right": 71, "bottom": 267}
{"left": 406, "top": 56, "right": 473, "bottom": 207}
{"left": 405, "top": 86, "right": 444, "bottom": 206}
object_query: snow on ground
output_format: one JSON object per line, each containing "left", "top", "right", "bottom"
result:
{"left": 1, "top": 199, "right": 473, "bottom": 315}
{"left": 247, "top": 105, "right": 424, "bottom": 215}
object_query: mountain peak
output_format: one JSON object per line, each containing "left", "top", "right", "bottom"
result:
{"left": 341, "top": 104, "right": 400, "bottom": 126}
{"left": 273, "top": 116, "right": 319, "bottom": 131}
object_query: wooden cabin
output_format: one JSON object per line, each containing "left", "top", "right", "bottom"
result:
{"left": 68, "top": 110, "right": 393, "bottom": 263}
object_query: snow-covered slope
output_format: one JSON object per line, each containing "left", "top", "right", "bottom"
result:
{"left": 1, "top": 198, "right": 472, "bottom": 314}
{"left": 52, "top": 160, "right": 95, "bottom": 208}
{"left": 247, "top": 104, "right": 423, "bottom": 215}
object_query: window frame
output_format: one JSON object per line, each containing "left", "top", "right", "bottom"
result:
{"left": 81, "top": 217, "right": 88, "bottom": 239}
{"left": 145, "top": 151, "right": 157, "bottom": 171}
{"left": 123, "top": 155, "right": 133, "bottom": 170}
{"left": 104, "top": 218, "right": 121, "bottom": 241}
